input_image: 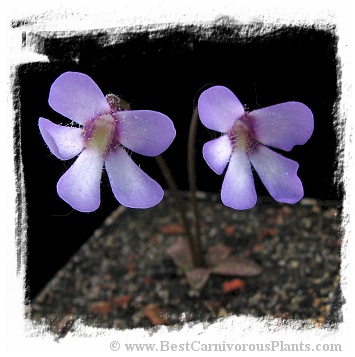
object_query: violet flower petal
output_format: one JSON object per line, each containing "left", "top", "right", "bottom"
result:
{"left": 202, "top": 135, "right": 232, "bottom": 175}
{"left": 221, "top": 148, "right": 257, "bottom": 210}
{"left": 57, "top": 148, "right": 104, "bottom": 212}
{"left": 248, "top": 102, "right": 314, "bottom": 151}
{"left": 38, "top": 117, "right": 84, "bottom": 160}
{"left": 114, "top": 110, "right": 176, "bottom": 156}
{"left": 48, "top": 72, "right": 111, "bottom": 125}
{"left": 249, "top": 145, "right": 303, "bottom": 203}
{"left": 105, "top": 147, "right": 163, "bottom": 208}
{"left": 198, "top": 86, "right": 245, "bottom": 133}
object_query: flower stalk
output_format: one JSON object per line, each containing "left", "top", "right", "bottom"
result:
{"left": 187, "top": 106, "right": 204, "bottom": 267}
{"left": 155, "top": 154, "right": 200, "bottom": 267}
{"left": 157, "top": 106, "right": 206, "bottom": 268}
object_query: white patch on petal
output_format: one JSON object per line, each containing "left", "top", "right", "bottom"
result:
{"left": 105, "top": 147, "right": 163, "bottom": 208}
{"left": 203, "top": 135, "right": 232, "bottom": 175}
{"left": 249, "top": 145, "right": 303, "bottom": 203}
{"left": 39, "top": 118, "right": 84, "bottom": 160}
{"left": 221, "top": 149, "right": 257, "bottom": 210}
{"left": 57, "top": 147, "right": 104, "bottom": 212}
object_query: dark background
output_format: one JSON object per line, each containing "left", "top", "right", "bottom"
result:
{"left": 14, "top": 21, "right": 340, "bottom": 301}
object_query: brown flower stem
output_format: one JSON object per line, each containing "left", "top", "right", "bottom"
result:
{"left": 155, "top": 154, "right": 200, "bottom": 267}
{"left": 187, "top": 106, "right": 204, "bottom": 266}
{"left": 115, "top": 96, "right": 201, "bottom": 267}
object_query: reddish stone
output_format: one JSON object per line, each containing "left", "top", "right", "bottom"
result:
{"left": 258, "top": 228, "right": 278, "bottom": 240}
{"left": 224, "top": 225, "right": 236, "bottom": 236}
{"left": 222, "top": 278, "right": 245, "bottom": 293}
{"left": 160, "top": 223, "right": 185, "bottom": 234}
{"left": 89, "top": 301, "right": 113, "bottom": 315}
{"left": 144, "top": 303, "right": 170, "bottom": 326}
{"left": 114, "top": 295, "right": 131, "bottom": 308}
{"left": 253, "top": 243, "right": 264, "bottom": 252}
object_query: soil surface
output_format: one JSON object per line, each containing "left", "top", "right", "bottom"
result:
{"left": 27, "top": 192, "right": 342, "bottom": 337}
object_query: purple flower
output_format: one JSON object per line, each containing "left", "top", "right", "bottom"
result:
{"left": 198, "top": 86, "right": 314, "bottom": 210}
{"left": 39, "top": 72, "right": 176, "bottom": 212}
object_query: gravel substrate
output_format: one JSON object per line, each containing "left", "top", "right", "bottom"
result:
{"left": 28, "top": 191, "right": 342, "bottom": 336}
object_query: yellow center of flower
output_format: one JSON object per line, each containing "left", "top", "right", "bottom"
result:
{"left": 86, "top": 115, "right": 116, "bottom": 155}
{"left": 229, "top": 117, "right": 257, "bottom": 154}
